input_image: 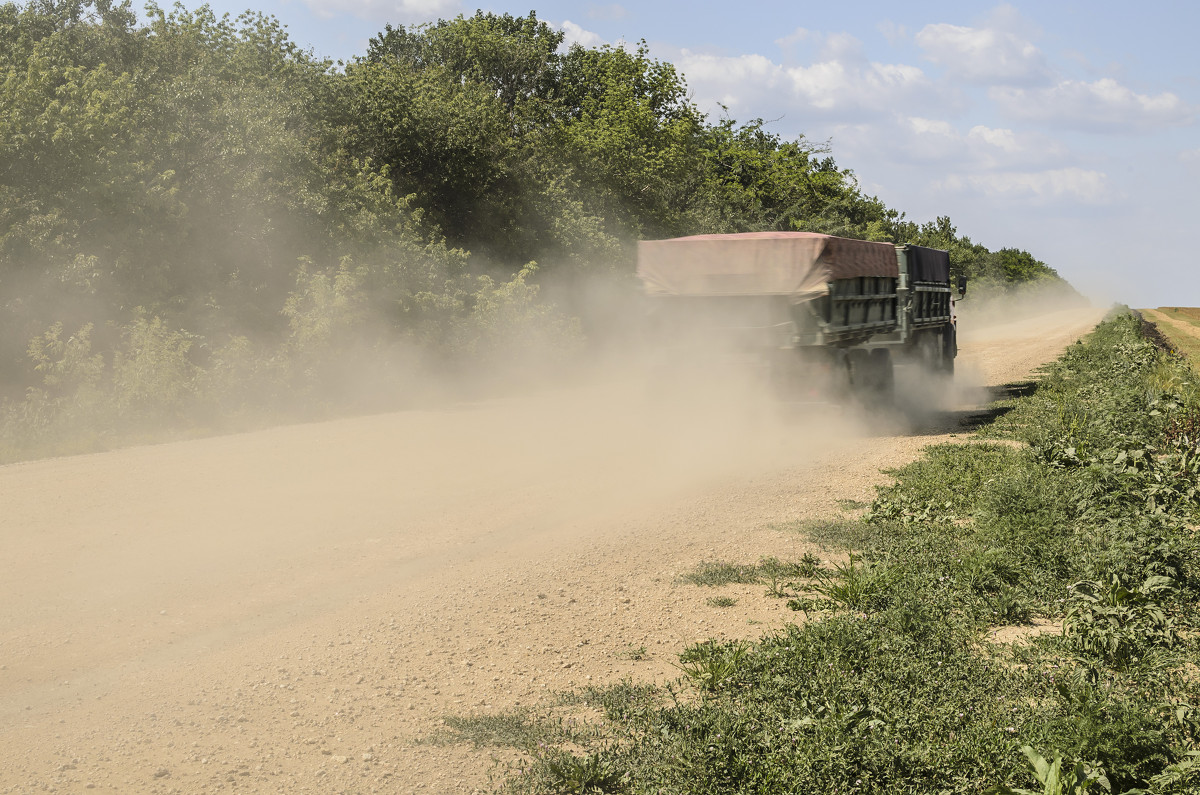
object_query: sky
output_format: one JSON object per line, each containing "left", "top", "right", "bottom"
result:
{"left": 199, "top": 0, "right": 1197, "bottom": 307}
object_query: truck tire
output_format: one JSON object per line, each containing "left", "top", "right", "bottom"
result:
{"left": 848, "top": 348, "right": 893, "bottom": 407}
{"left": 847, "top": 348, "right": 870, "bottom": 391}
{"left": 870, "top": 348, "right": 895, "bottom": 400}
{"left": 940, "top": 326, "right": 957, "bottom": 376}
{"left": 916, "top": 330, "right": 941, "bottom": 371}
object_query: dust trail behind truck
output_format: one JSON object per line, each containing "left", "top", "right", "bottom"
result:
{"left": 636, "top": 231, "right": 961, "bottom": 405}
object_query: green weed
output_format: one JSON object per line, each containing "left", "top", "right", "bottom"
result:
{"left": 680, "top": 556, "right": 816, "bottom": 587}
{"left": 439, "top": 709, "right": 564, "bottom": 750}
{"left": 677, "top": 640, "right": 751, "bottom": 693}
{"left": 618, "top": 645, "right": 648, "bottom": 661}
{"left": 986, "top": 746, "right": 1111, "bottom": 795}
{"left": 1063, "top": 574, "right": 1179, "bottom": 670}
{"left": 801, "top": 553, "right": 893, "bottom": 614}
{"left": 679, "top": 561, "right": 761, "bottom": 587}
{"left": 527, "top": 749, "right": 626, "bottom": 794}
{"left": 566, "top": 680, "right": 659, "bottom": 723}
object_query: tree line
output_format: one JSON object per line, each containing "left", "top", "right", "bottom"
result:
{"left": 0, "top": 1, "right": 1073, "bottom": 456}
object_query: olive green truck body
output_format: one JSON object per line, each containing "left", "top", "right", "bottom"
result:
{"left": 636, "top": 232, "right": 958, "bottom": 397}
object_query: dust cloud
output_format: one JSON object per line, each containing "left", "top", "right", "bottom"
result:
{"left": 956, "top": 280, "right": 1091, "bottom": 328}
{"left": 0, "top": 327, "right": 865, "bottom": 715}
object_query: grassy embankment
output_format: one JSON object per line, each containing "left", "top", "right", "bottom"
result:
{"left": 440, "top": 310, "right": 1200, "bottom": 794}
{"left": 1143, "top": 308, "right": 1200, "bottom": 369}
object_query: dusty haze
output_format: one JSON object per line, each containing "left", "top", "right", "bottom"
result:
{"left": 0, "top": 306, "right": 1104, "bottom": 793}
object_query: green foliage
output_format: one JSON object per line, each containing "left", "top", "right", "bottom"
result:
{"left": 365, "top": 11, "right": 564, "bottom": 117}
{"left": 523, "top": 748, "right": 627, "bottom": 794}
{"left": 555, "top": 41, "right": 704, "bottom": 239}
{"left": 344, "top": 47, "right": 517, "bottom": 252}
{"left": 680, "top": 560, "right": 770, "bottom": 587}
{"left": 987, "top": 746, "right": 1112, "bottom": 795}
{"left": 677, "top": 640, "right": 751, "bottom": 693}
{"left": 799, "top": 553, "right": 895, "bottom": 614}
{"left": 111, "top": 313, "right": 198, "bottom": 419}
{"left": 679, "top": 556, "right": 816, "bottom": 588}
{"left": 1063, "top": 575, "right": 1179, "bottom": 670}
{"left": 566, "top": 680, "right": 660, "bottom": 723}
{"left": 456, "top": 265, "right": 584, "bottom": 366}
{"left": 281, "top": 259, "right": 369, "bottom": 355}
{"left": 1145, "top": 751, "right": 1200, "bottom": 794}
{"left": 440, "top": 708, "right": 566, "bottom": 750}
{"left": 27, "top": 321, "right": 105, "bottom": 396}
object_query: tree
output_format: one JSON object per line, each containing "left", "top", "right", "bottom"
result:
{"left": 554, "top": 41, "right": 704, "bottom": 239}
{"left": 365, "top": 11, "right": 563, "bottom": 130}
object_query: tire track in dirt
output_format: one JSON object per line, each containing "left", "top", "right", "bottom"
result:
{"left": 0, "top": 307, "right": 1104, "bottom": 794}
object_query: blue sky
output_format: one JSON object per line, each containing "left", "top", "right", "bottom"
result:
{"left": 201, "top": 0, "right": 1197, "bottom": 306}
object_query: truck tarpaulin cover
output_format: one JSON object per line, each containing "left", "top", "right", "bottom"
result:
{"left": 905, "top": 245, "right": 951, "bottom": 284}
{"left": 637, "top": 231, "right": 898, "bottom": 302}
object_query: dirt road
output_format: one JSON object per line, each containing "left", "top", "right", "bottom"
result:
{"left": 0, "top": 307, "right": 1103, "bottom": 794}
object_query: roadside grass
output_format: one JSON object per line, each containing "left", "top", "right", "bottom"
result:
{"left": 679, "top": 555, "right": 819, "bottom": 587}
{"left": 430, "top": 708, "right": 570, "bottom": 750}
{"left": 472, "top": 310, "right": 1200, "bottom": 794}
{"left": 560, "top": 680, "right": 660, "bottom": 720}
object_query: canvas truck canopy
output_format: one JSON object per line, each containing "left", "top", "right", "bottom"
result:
{"left": 903, "top": 244, "right": 951, "bottom": 284}
{"left": 637, "top": 231, "right": 899, "bottom": 302}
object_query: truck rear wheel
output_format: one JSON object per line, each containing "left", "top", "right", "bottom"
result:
{"left": 910, "top": 329, "right": 954, "bottom": 377}
{"left": 871, "top": 348, "right": 895, "bottom": 399}
{"left": 940, "top": 326, "right": 956, "bottom": 376}
{"left": 848, "top": 348, "right": 893, "bottom": 407}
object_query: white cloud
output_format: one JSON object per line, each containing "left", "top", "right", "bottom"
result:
{"left": 774, "top": 27, "right": 812, "bottom": 51}
{"left": 676, "top": 47, "right": 939, "bottom": 121}
{"left": 907, "top": 116, "right": 956, "bottom": 137}
{"left": 936, "top": 167, "right": 1113, "bottom": 204}
{"left": 830, "top": 116, "right": 1104, "bottom": 215}
{"left": 792, "top": 61, "right": 930, "bottom": 111}
{"left": 966, "top": 124, "right": 1022, "bottom": 153}
{"left": 560, "top": 20, "right": 605, "bottom": 49}
{"left": 835, "top": 115, "right": 1067, "bottom": 172}
{"left": 915, "top": 21, "right": 1049, "bottom": 84}
{"left": 991, "top": 78, "right": 1194, "bottom": 132}
{"left": 301, "top": 0, "right": 459, "bottom": 23}
{"left": 888, "top": 116, "right": 956, "bottom": 154}
{"left": 819, "top": 32, "right": 865, "bottom": 62}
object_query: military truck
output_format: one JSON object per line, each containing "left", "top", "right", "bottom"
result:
{"left": 636, "top": 231, "right": 961, "bottom": 403}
